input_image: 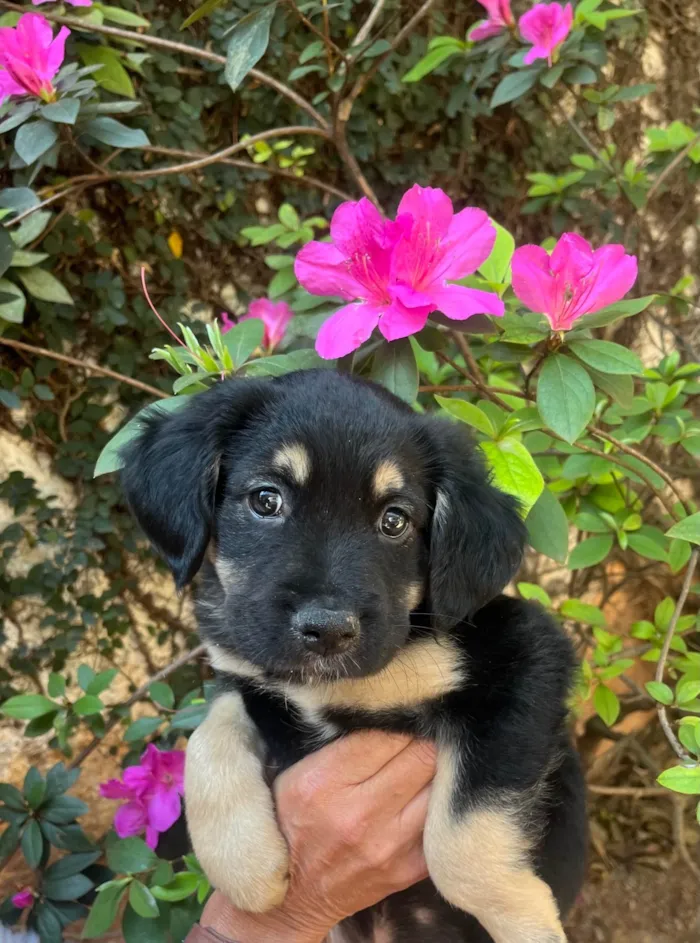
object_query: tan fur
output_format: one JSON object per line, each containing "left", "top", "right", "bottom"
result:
{"left": 372, "top": 912, "right": 394, "bottom": 943}
{"left": 185, "top": 692, "right": 289, "bottom": 912}
{"left": 405, "top": 581, "right": 424, "bottom": 611}
{"left": 424, "top": 748, "right": 566, "bottom": 943}
{"left": 414, "top": 908, "right": 435, "bottom": 926}
{"left": 213, "top": 557, "right": 246, "bottom": 593}
{"left": 272, "top": 443, "right": 311, "bottom": 485}
{"left": 372, "top": 460, "right": 404, "bottom": 498}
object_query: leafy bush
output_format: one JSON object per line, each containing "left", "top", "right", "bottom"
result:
{"left": 1, "top": 0, "right": 699, "bottom": 939}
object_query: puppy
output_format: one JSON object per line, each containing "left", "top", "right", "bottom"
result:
{"left": 121, "top": 370, "right": 587, "bottom": 943}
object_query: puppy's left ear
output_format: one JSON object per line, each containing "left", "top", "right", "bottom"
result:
{"left": 422, "top": 418, "right": 526, "bottom": 627}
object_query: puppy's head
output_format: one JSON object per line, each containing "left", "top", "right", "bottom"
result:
{"left": 121, "top": 371, "right": 525, "bottom": 681}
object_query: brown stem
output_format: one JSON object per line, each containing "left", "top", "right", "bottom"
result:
{"left": 352, "top": 0, "right": 389, "bottom": 47}
{"left": 646, "top": 133, "right": 700, "bottom": 204}
{"left": 285, "top": 0, "right": 345, "bottom": 62}
{"left": 654, "top": 547, "right": 699, "bottom": 762}
{"left": 0, "top": 337, "right": 168, "bottom": 399}
{"left": 587, "top": 785, "right": 670, "bottom": 798}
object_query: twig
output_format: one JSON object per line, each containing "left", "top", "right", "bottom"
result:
{"left": 671, "top": 797, "right": 700, "bottom": 881}
{"left": 587, "top": 785, "right": 670, "bottom": 798}
{"left": 285, "top": 0, "right": 345, "bottom": 62}
{"left": 68, "top": 643, "right": 206, "bottom": 769}
{"left": 646, "top": 132, "right": 700, "bottom": 204}
{"left": 0, "top": 2, "right": 328, "bottom": 131}
{"left": 353, "top": 0, "right": 388, "bottom": 47}
{"left": 654, "top": 547, "right": 699, "bottom": 761}
{"left": 0, "top": 337, "right": 168, "bottom": 399}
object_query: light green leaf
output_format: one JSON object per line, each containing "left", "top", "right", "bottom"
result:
{"left": 0, "top": 278, "right": 26, "bottom": 323}
{"left": 151, "top": 871, "right": 199, "bottom": 902}
{"left": 10, "top": 250, "right": 49, "bottom": 267}
{"left": 129, "top": 880, "right": 160, "bottom": 919}
{"left": 278, "top": 203, "right": 300, "bottom": 230}
{"left": 14, "top": 120, "right": 58, "bottom": 165}
{"left": 402, "top": 42, "right": 463, "bottom": 83}
{"left": 478, "top": 221, "right": 515, "bottom": 285}
{"left": 526, "top": 487, "right": 569, "bottom": 563}
{"left": 569, "top": 339, "right": 642, "bottom": 375}
{"left": 80, "top": 881, "right": 129, "bottom": 938}
{"left": 73, "top": 695, "right": 104, "bottom": 716}
{"left": 568, "top": 534, "right": 613, "bottom": 570}
{"left": 223, "top": 317, "right": 265, "bottom": 369}
{"left": 560, "top": 599, "right": 606, "bottom": 626}
{"left": 537, "top": 354, "right": 595, "bottom": 443}
{"left": 84, "top": 117, "right": 149, "bottom": 148}
{"left": 225, "top": 4, "right": 277, "bottom": 92}
{"left": 17, "top": 267, "right": 73, "bottom": 305}
{"left": 666, "top": 513, "right": 700, "bottom": 546}
{"left": 77, "top": 44, "right": 135, "bottom": 98}
{"left": 657, "top": 765, "right": 700, "bottom": 795}
{"left": 181, "top": 0, "right": 228, "bottom": 29}
{"left": 93, "top": 396, "right": 191, "bottom": 478}
{"left": 645, "top": 681, "right": 674, "bottom": 705}
{"left": 594, "top": 684, "right": 620, "bottom": 727}
{"left": 99, "top": 6, "right": 151, "bottom": 27}
{"left": 677, "top": 681, "right": 700, "bottom": 705}
{"left": 435, "top": 395, "right": 496, "bottom": 437}
{"left": 479, "top": 437, "right": 544, "bottom": 516}
{"left": 1, "top": 694, "right": 58, "bottom": 720}
{"left": 517, "top": 582, "right": 552, "bottom": 607}
{"left": 371, "top": 339, "right": 418, "bottom": 405}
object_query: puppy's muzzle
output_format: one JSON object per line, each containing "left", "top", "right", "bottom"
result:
{"left": 292, "top": 605, "right": 360, "bottom": 657}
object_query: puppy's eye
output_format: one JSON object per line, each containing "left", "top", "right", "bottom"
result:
{"left": 380, "top": 507, "right": 409, "bottom": 538}
{"left": 249, "top": 488, "right": 284, "bottom": 518}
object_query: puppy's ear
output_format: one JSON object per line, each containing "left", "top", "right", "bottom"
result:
{"left": 422, "top": 419, "right": 526, "bottom": 627}
{"left": 120, "top": 380, "right": 272, "bottom": 588}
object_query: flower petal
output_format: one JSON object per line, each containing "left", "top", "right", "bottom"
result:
{"left": 114, "top": 800, "right": 147, "bottom": 839}
{"left": 315, "top": 302, "right": 382, "bottom": 359}
{"left": 430, "top": 284, "right": 505, "bottom": 320}
{"left": 145, "top": 826, "right": 159, "bottom": 849}
{"left": 378, "top": 301, "right": 430, "bottom": 342}
{"left": 575, "top": 246, "right": 638, "bottom": 317}
{"left": 396, "top": 184, "right": 454, "bottom": 240}
{"left": 46, "top": 26, "right": 70, "bottom": 79}
{"left": 511, "top": 244, "right": 557, "bottom": 317}
{"left": 122, "top": 764, "right": 153, "bottom": 797}
{"left": 147, "top": 785, "right": 182, "bottom": 833}
{"left": 437, "top": 208, "right": 497, "bottom": 280}
{"left": 330, "top": 197, "right": 386, "bottom": 256}
{"left": 294, "top": 240, "right": 362, "bottom": 300}
{"left": 390, "top": 283, "right": 434, "bottom": 309}
{"left": 99, "top": 778, "right": 134, "bottom": 800}
{"left": 471, "top": 20, "right": 504, "bottom": 40}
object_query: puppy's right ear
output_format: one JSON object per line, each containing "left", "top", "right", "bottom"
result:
{"left": 120, "top": 380, "right": 271, "bottom": 588}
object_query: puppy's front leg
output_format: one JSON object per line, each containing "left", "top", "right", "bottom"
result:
{"left": 424, "top": 745, "right": 565, "bottom": 943}
{"left": 185, "top": 690, "right": 290, "bottom": 912}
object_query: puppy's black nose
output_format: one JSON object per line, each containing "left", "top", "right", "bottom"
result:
{"left": 293, "top": 607, "right": 359, "bottom": 656}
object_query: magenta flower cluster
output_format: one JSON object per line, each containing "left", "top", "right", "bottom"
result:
{"left": 0, "top": 13, "right": 70, "bottom": 104}
{"left": 474, "top": 1, "right": 573, "bottom": 65}
{"left": 100, "top": 745, "right": 184, "bottom": 849}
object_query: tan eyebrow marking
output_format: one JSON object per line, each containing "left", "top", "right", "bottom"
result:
{"left": 405, "top": 581, "right": 424, "bottom": 611}
{"left": 272, "top": 443, "right": 311, "bottom": 486}
{"left": 372, "top": 459, "right": 404, "bottom": 499}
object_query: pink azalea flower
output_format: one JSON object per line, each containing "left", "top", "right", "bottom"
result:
{"left": 219, "top": 311, "right": 235, "bottom": 332}
{"left": 519, "top": 2, "right": 573, "bottom": 66}
{"left": 511, "top": 233, "right": 638, "bottom": 331}
{"left": 472, "top": 0, "right": 515, "bottom": 41}
{"left": 32, "top": 0, "right": 92, "bottom": 6}
{"left": 100, "top": 745, "right": 184, "bottom": 850}
{"left": 239, "top": 298, "right": 294, "bottom": 350}
{"left": 0, "top": 13, "right": 70, "bottom": 104}
{"left": 294, "top": 185, "right": 504, "bottom": 360}
{"left": 11, "top": 888, "right": 34, "bottom": 910}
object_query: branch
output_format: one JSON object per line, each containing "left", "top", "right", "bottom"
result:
{"left": 0, "top": 2, "right": 328, "bottom": 131}
{"left": 654, "top": 547, "right": 699, "bottom": 762}
{"left": 646, "top": 133, "right": 700, "bottom": 204}
{"left": 0, "top": 337, "right": 169, "bottom": 399}
{"left": 587, "top": 784, "right": 670, "bottom": 798}
{"left": 285, "top": 0, "right": 346, "bottom": 61}
{"left": 353, "top": 0, "right": 389, "bottom": 47}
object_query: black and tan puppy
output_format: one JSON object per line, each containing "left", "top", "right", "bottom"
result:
{"left": 121, "top": 370, "right": 587, "bottom": 943}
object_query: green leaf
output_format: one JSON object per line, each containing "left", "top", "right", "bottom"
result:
{"left": 537, "top": 354, "right": 595, "bottom": 443}
{"left": 148, "top": 682, "right": 175, "bottom": 710}
{"left": 0, "top": 226, "right": 13, "bottom": 278}
{"left": 11, "top": 250, "right": 50, "bottom": 267}
{"left": 268, "top": 266, "right": 297, "bottom": 299}
{"left": 17, "top": 267, "right": 74, "bottom": 305}
{"left": 568, "top": 535, "right": 613, "bottom": 570}
{"left": 0, "top": 823, "right": 20, "bottom": 862}
{"left": 129, "top": 880, "right": 160, "bottom": 918}
{"left": 594, "top": 684, "right": 620, "bottom": 727}
{"left": 40, "top": 99, "right": 80, "bottom": 125}
{"left": 517, "top": 582, "right": 552, "bottom": 607}
{"left": 43, "top": 872, "right": 94, "bottom": 901}
{"left": 86, "top": 669, "right": 117, "bottom": 697}
{"left": 44, "top": 851, "right": 100, "bottom": 882}
{"left": 402, "top": 42, "right": 463, "bottom": 83}
{"left": 107, "top": 834, "right": 158, "bottom": 874}
{"left": 225, "top": 4, "right": 277, "bottom": 92}
{"left": 627, "top": 531, "right": 668, "bottom": 563}
{"left": 586, "top": 368, "right": 634, "bottom": 408}
{"left": 0, "top": 278, "right": 26, "bottom": 323}
{"left": 669, "top": 538, "right": 692, "bottom": 574}
{"left": 560, "top": 600, "right": 606, "bottom": 627}
{"left": 574, "top": 296, "right": 655, "bottom": 330}
{"left": 84, "top": 117, "right": 149, "bottom": 148}
{"left": 77, "top": 45, "right": 135, "bottom": 98}
{"left": 181, "top": 0, "right": 228, "bottom": 29}
{"left": 371, "top": 339, "right": 418, "bottom": 404}
{"left": 122, "top": 903, "right": 171, "bottom": 943}
{"left": 677, "top": 680, "right": 700, "bottom": 705}
{"left": 151, "top": 871, "right": 200, "bottom": 902}
{"left": 81, "top": 881, "right": 129, "bottom": 938}
{"left": 666, "top": 513, "right": 700, "bottom": 546}
{"left": 21, "top": 818, "right": 44, "bottom": 868}
{"left": 645, "top": 681, "right": 673, "bottom": 705}
{"left": 435, "top": 395, "right": 496, "bottom": 437}
{"left": 14, "top": 120, "right": 58, "bottom": 165}
{"left": 569, "top": 339, "right": 642, "bottom": 376}
{"left": 125, "top": 716, "right": 163, "bottom": 742}
{"left": 94, "top": 396, "right": 192, "bottom": 478}
{"left": 478, "top": 221, "right": 515, "bottom": 285}
{"left": 73, "top": 695, "right": 104, "bottom": 717}
{"left": 42, "top": 795, "right": 89, "bottom": 824}
{"left": 491, "top": 69, "right": 540, "bottom": 108}
{"left": 244, "top": 348, "right": 328, "bottom": 377}
{"left": 526, "top": 487, "right": 569, "bottom": 563}
{"left": 657, "top": 765, "right": 700, "bottom": 795}
{"left": 1, "top": 694, "right": 58, "bottom": 720}
{"left": 0, "top": 782, "right": 26, "bottom": 810}
{"left": 223, "top": 318, "right": 265, "bottom": 369}
{"left": 278, "top": 203, "right": 300, "bottom": 230}
{"left": 45, "top": 763, "right": 80, "bottom": 800}
{"left": 99, "top": 6, "right": 151, "bottom": 27}
{"left": 24, "top": 767, "right": 46, "bottom": 809}
{"left": 480, "top": 438, "right": 544, "bottom": 516}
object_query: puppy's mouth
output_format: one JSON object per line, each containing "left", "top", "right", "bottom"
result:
{"left": 266, "top": 652, "right": 366, "bottom": 685}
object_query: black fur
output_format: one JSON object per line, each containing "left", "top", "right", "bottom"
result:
{"left": 121, "top": 370, "right": 587, "bottom": 942}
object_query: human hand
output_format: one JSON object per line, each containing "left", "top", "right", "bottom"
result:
{"left": 198, "top": 732, "right": 436, "bottom": 943}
